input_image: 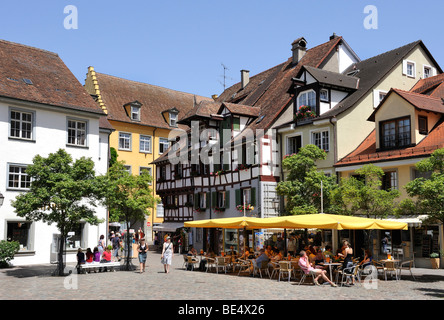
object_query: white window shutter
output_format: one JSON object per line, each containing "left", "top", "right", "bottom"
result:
{"left": 402, "top": 60, "right": 408, "bottom": 75}
{"left": 432, "top": 67, "right": 437, "bottom": 76}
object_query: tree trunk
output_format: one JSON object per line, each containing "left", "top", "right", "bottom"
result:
{"left": 56, "top": 230, "right": 66, "bottom": 276}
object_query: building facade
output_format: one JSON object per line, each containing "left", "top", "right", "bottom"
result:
{"left": 84, "top": 68, "right": 210, "bottom": 237}
{"left": 0, "top": 40, "right": 111, "bottom": 266}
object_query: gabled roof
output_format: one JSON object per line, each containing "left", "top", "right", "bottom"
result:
{"left": 411, "top": 73, "right": 444, "bottom": 98}
{"left": 298, "top": 65, "right": 360, "bottom": 90}
{"left": 216, "top": 36, "right": 348, "bottom": 131}
{"left": 318, "top": 40, "right": 441, "bottom": 121}
{"left": 87, "top": 71, "right": 211, "bottom": 130}
{"left": 219, "top": 102, "right": 260, "bottom": 118}
{"left": 337, "top": 87, "right": 444, "bottom": 167}
{"left": 368, "top": 88, "right": 444, "bottom": 121}
{"left": 0, "top": 39, "right": 103, "bottom": 115}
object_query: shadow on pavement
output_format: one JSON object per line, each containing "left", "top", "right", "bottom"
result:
{"left": 415, "top": 288, "right": 444, "bottom": 298}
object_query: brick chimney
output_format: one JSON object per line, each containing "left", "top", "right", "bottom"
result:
{"left": 241, "top": 69, "right": 250, "bottom": 89}
{"left": 291, "top": 37, "right": 307, "bottom": 64}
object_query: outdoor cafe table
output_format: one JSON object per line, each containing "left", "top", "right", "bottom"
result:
{"left": 379, "top": 259, "right": 400, "bottom": 280}
{"left": 319, "top": 262, "right": 342, "bottom": 283}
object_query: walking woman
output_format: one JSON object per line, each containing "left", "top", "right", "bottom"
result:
{"left": 161, "top": 236, "right": 173, "bottom": 274}
{"left": 137, "top": 238, "right": 148, "bottom": 274}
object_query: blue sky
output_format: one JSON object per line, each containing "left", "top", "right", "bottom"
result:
{"left": 1, "top": 0, "right": 443, "bottom": 98}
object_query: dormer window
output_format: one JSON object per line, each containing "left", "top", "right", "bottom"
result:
{"left": 380, "top": 116, "right": 411, "bottom": 150}
{"left": 131, "top": 106, "right": 141, "bottom": 121}
{"left": 169, "top": 112, "right": 178, "bottom": 127}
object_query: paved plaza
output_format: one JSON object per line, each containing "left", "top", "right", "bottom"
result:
{"left": 0, "top": 250, "right": 443, "bottom": 301}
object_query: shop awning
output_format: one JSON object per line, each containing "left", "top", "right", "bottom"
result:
{"left": 383, "top": 215, "right": 428, "bottom": 228}
{"left": 152, "top": 222, "right": 184, "bottom": 232}
{"left": 184, "top": 217, "right": 264, "bottom": 229}
{"left": 184, "top": 214, "right": 408, "bottom": 230}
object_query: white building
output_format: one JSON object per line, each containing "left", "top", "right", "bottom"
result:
{"left": 0, "top": 39, "right": 113, "bottom": 266}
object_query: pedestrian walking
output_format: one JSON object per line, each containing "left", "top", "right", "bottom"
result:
{"left": 137, "top": 238, "right": 148, "bottom": 274}
{"left": 161, "top": 236, "right": 173, "bottom": 274}
{"left": 98, "top": 235, "right": 106, "bottom": 254}
{"left": 112, "top": 233, "right": 122, "bottom": 262}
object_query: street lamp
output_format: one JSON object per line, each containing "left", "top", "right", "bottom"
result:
{"left": 0, "top": 192, "right": 4, "bottom": 207}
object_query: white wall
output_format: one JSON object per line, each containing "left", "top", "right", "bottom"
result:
{"left": 0, "top": 100, "right": 108, "bottom": 266}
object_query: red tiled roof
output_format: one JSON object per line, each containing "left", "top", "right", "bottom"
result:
{"left": 337, "top": 87, "right": 444, "bottom": 167}
{"left": 216, "top": 36, "right": 345, "bottom": 131}
{"left": 92, "top": 72, "right": 211, "bottom": 130}
{"left": 411, "top": 73, "right": 444, "bottom": 95}
{"left": 368, "top": 88, "right": 444, "bottom": 121}
{"left": 0, "top": 39, "right": 104, "bottom": 115}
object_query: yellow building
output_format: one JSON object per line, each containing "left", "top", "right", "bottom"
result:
{"left": 84, "top": 67, "right": 211, "bottom": 236}
{"left": 335, "top": 75, "right": 444, "bottom": 268}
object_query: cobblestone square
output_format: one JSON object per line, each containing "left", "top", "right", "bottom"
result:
{"left": 1, "top": 250, "right": 443, "bottom": 301}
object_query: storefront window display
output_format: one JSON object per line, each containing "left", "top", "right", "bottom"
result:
{"left": 413, "top": 226, "right": 440, "bottom": 258}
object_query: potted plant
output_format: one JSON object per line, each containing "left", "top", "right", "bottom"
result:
{"left": 294, "top": 105, "right": 316, "bottom": 122}
{"left": 430, "top": 252, "right": 441, "bottom": 269}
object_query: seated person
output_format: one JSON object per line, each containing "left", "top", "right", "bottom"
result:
{"left": 270, "top": 248, "right": 283, "bottom": 262}
{"left": 93, "top": 247, "right": 101, "bottom": 263}
{"left": 359, "top": 249, "right": 373, "bottom": 268}
{"left": 100, "top": 247, "right": 112, "bottom": 272}
{"left": 85, "top": 248, "right": 94, "bottom": 264}
{"left": 298, "top": 250, "right": 337, "bottom": 287}
{"left": 265, "top": 245, "right": 273, "bottom": 258}
{"left": 76, "top": 248, "right": 85, "bottom": 271}
{"left": 250, "top": 248, "right": 269, "bottom": 272}
{"left": 323, "top": 245, "right": 334, "bottom": 259}
{"left": 237, "top": 247, "right": 251, "bottom": 260}
{"left": 188, "top": 246, "right": 198, "bottom": 257}
{"left": 199, "top": 248, "right": 216, "bottom": 271}
{"left": 314, "top": 248, "right": 324, "bottom": 265}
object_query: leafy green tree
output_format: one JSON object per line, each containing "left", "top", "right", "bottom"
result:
{"left": 0, "top": 240, "right": 20, "bottom": 268}
{"left": 11, "top": 149, "right": 106, "bottom": 276}
{"left": 330, "top": 164, "right": 401, "bottom": 250}
{"left": 330, "top": 164, "right": 400, "bottom": 219}
{"left": 398, "top": 148, "right": 444, "bottom": 225}
{"left": 101, "top": 161, "right": 158, "bottom": 270}
{"left": 276, "top": 144, "right": 336, "bottom": 215}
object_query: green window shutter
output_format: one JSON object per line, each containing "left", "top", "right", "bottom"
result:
{"left": 251, "top": 187, "right": 256, "bottom": 206}
{"left": 235, "top": 189, "right": 241, "bottom": 206}
{"left": 214, "top": 163, "right": 220, "bottom": 173}
{"left": 212, "top": 192, "right": 217, "bottom": 208}
{"left": 194, "top": 194, "right": 199, "bottom": 209}
{"left": 233, "top": 117, "right": 240, "bottom": 131}
{"left": 225, "top": 190, "right": 230, "bottom": 208}
{"left": 223, "top": 163, "right": 229, "bottom": 171}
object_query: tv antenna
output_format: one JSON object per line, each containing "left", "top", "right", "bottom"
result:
{"left": 219, "top": 63, "right": 234, "bottom": 91}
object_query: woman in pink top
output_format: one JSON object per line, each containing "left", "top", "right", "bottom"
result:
{"left": 298, "top": 250, "right": 337, "bottom": 287}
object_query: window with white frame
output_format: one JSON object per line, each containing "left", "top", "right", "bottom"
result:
{"left": 131, "top": 106, "right": 141, "bottom": 121}
{"left": 382, "top": 170, "right": 398, "bottom": 191}
{"left": 139, "top": 135, "right": 152, "bottom": 153}
{"left": 320, "top": 89, "right": 329, "bottom": 102}
{"left": 199, "top": 192, "right": 207, "bottom": 209}
{"left": 423, "top": 66, "right": 432, "bottom": 79}
{"left": 298, "top": 90, "right": 316, "bottom": 108}
{"left": 218, "top": 191, "right": 226, "bottom": 208}
{"left": 312, "top": 130, "right": 329, "bottom": 152}
{"left": 403, "top": 60, "right": 416, "bottom": 78}
{"left": 242, "top": 188, "right": 251, "bottom": 205}
{"left": 67, "top": 119, "right": 87, "bottom": 146}
{"left": 123, "top": 165, "right": 132, "bottom": 174}
{"left": 159, "top": 137, "right": 169, "bottom": 154}
{"left": 287, "top": 135, "right": 302, "bottom": 155}
{"left": 169, "top": 112, "right": 178, "bottom": 127}
{"left": 119, "top": 132, "right": 132, "bottom": 151}
{"left": 10, "top": 109, "right": 33, "bottom": 140}
{"left": 139, "top": 166, "right": 152, "bottom": 180}
{"left": 8, "top": 164, "right": 31, "bottom": 190}
{"left": 7, "top": 222, "right": 32, "bottom": 251}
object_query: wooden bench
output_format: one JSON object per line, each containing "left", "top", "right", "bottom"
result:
{"left": 78, "top": 262, "right": 121, "bottom": 273}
